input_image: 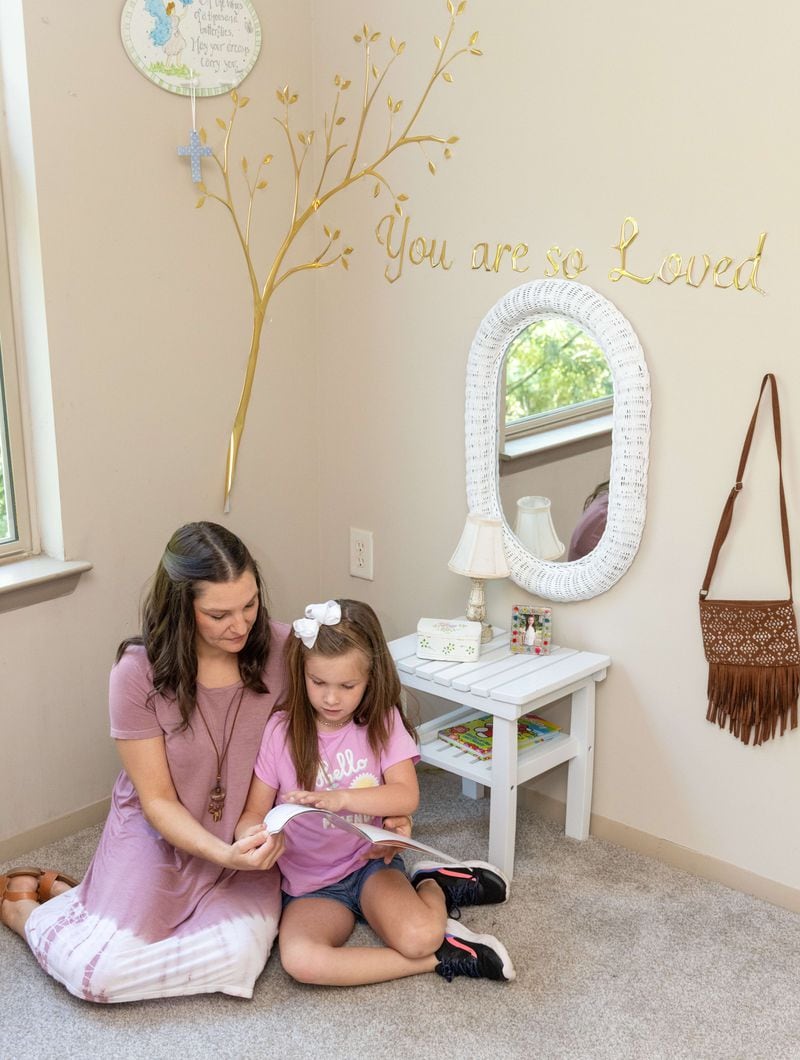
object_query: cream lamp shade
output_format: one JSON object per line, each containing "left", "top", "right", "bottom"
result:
{"left": 448, "top": 514, "right": 510, "bottom": 579}
{"left": 514, "top": 496, "right": 565, "bottom": 562}
{"left": 448, "top": 514, "right": 509, "bottom": 643}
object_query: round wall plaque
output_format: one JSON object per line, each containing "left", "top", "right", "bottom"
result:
{"left": 121, "top": 0, "right": 262, "bottom": 97}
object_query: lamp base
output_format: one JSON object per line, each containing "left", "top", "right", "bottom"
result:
{"left": 465, "top": 578, "right": 494, "bottom": 643}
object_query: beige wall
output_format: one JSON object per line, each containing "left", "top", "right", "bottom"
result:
{"left": 3, "top": 1, "right": 800, "bottom": 894}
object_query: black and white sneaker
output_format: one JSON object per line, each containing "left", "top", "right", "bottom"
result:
{"left": 412, "top": 861, "right": 510, "bottom": 917}
{"left": 434, "top": 920, "right": 515, "bottom": 982}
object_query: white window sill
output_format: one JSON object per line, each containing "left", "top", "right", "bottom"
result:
{"left": 501, "top": 413, "right": 613, "bottom": 462}
{"left": 0, "top": 555, "right": 92, "bottom": 613}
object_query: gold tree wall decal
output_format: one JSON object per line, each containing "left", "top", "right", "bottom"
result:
{"left": 192, "top": 0, "right": 482, "bottom": 510}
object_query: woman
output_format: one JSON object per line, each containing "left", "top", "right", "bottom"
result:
{"left": 0, "top": 523, "right": 289, "bottom": 1002}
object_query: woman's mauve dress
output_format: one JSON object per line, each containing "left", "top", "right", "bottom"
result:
{"left": 25, "top": 623, "right": 289, "bottom": 1003}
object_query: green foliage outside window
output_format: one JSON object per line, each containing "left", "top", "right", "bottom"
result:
{"left": 505, "top": 319, "right": 612, "bottom": 426}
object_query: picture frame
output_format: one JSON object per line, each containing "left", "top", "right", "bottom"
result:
{"left": 510, "top": 604, "right": 552, "bottom": 655}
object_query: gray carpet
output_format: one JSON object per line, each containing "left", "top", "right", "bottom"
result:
{"left": 3, "top": 769, "right": 800, "bottom": 1060}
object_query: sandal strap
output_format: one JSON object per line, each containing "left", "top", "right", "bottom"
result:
{"left": 3, "top": 889, "right": 39, "bottom": 903}
{"left": 37, "top": 870, "right": 59, "bottom": 903}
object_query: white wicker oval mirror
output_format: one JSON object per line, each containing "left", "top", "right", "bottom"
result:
{"left": 465, "top": 279, "right": 650, "bottom": 601}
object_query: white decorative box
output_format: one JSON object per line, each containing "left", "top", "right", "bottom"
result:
{"left": 416, "top": 618, "right": 482, "bottom": 662}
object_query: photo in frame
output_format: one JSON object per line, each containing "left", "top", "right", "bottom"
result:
{"left": 510, "top": 604, "right": 552, "bottom": 655}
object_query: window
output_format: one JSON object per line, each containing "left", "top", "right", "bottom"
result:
{"left": 503, "top": 317, "right": 613, "bottom": 448}
{"left": 0, "top": 165, "right": 31, "bottom": 560}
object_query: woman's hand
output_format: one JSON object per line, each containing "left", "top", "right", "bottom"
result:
{"left": 227, "top": 825, "right": 285, "bottom": 871}
{"left": 284, "top": 789, "right": 348, "bottom": 813}
{"left": 365, "top": 814, "right": 413, "bottom": 864}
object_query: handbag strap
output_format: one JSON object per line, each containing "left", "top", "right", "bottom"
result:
{"left": 700, "top": 373, "right": 792, "bottom": 599}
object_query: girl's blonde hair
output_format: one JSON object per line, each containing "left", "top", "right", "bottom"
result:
{"left": 280, "top": 599, "right": 415, "bottom": 790}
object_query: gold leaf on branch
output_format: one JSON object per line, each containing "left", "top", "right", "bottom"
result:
{"left": 216, "top": 117, "right": 227, "bottom": 129}
{"left": 289, "top": 94, "right": 298, "bottom": 104}
{"left": 195, "top": 197, "right": 206, "bottom": 208}
{"left": 448, "top": 0, "right": 455, "bottom": 14}
{"left": 371, "top": 63, "right": 379, "bottom": 78}
{"left": 390, "top": 35, "right": 398, "bottom": 52}
{"left": 370, "top": 31, "right": 381, "bottom": 42}
{"left": 434, "top": 35, "right": 442, "bottom": 49}
{"left": 397, "top": 193, "right": 409, "bottom": 201}
{"left": 397, "top": 41, "right": 406, "bottom": 54}
{"left": 469, "top": 31, "right": 479, "bottom": 45}
{"left": 443, "top": 72, "right": 454, "bottom": 82}
{"left": 457, "top": 1, "right": 468, "bottom": 13}
{"left": 241, "top": 156, "right": 248, "bottom": 172}
{"left": 336, "top": 116, "right": 346, "bottom": 125}
{"left": 394, "top": 100, "right": 403, "bottom": 112}
{"left": 470, "top": 47, "right": 483, "bottom": 56}
{"left": 231, "top": 89, "right": 239, "bottom": 104}
{"left": 256, "top": 180, "right": 268, "bottom": 189}
{"left": 263, "top": 154, "right": 273, "bottom": 165}
{"left": 342, "top": 79, "right": 352, "bottom": 89}
{"left": 239, "top": 96, "right": 250, "bottom": 107}
{"left": 199, "top": 127, "right": 207, "bottom": 143}
{"left": 334, "top": 74, "right": 341, "bottom": 86}
{"left": 428, "top": 160, "right": 437, "bottom": 175}
{"left": 324, "top": 224, "right": 332, "bottom": 237}
{"left": 333, "top": 229, "right": 341, "bottom": 239}
{"left": 444, "top": 147, "right": 453, "bottom": 159}
{"left": 344, "top": 246, "right": 353, "bottom": 255}
{"left": 373, "top": 183, "right": 381, "bottom": 197}
{"left": 388, "top": 95, "right": 394, "bottom": 109}
{"left": 198, "top": 181, "right": 207, "bottom": 194}
{"left": 341, "top": 256, "right": 349, "bottom": 270}
{"left": 362, "top": 23, "right": 369, "bottom": 37}
{"left": 447, "top": 135, "right": 460, "bottom": 144}
{"left": 276, "top": 89, "right": 286, "bottom": 103}
{"left": 353, "top": 34, "right": 362, "bottom": 43}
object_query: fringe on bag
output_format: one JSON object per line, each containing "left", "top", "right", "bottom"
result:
{"left": 706, "top": 662, "right": 800, "bottom": 745}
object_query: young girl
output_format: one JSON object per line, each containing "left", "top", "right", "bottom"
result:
{"left": 237, "top": 599, "right": 515, "bottom": 986}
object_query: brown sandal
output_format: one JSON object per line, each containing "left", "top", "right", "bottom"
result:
{"left": 0, "top": 866, "right": 79, "bottom": 907}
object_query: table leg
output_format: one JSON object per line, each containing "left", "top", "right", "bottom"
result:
{"left": 462, "top": 779, "right": 486, "bottom": 799}
{"left": 565, "top": 681, "right": 596, "bottom": 840}
{"left": 488, "top": 715, "right": 517, "bottom": 878}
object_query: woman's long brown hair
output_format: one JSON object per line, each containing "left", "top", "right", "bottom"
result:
{"left": 279, "top": 599, "right": 415, "bottom": 790}
{"left": 116, "top": 522, "right": 271, "bottom": 728}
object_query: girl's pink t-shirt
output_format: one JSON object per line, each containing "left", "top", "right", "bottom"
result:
{"left": 254, "top": 708, "right": 419, "bottom": 896}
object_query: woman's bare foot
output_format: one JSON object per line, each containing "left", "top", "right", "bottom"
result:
{"left": 0, "top": 869, "right": 77, "bottom": 938}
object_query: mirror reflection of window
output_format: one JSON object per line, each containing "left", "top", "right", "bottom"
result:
{"left": 504, "top": 318, "right": 612, "bottom": 440}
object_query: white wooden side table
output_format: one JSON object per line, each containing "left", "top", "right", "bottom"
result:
{"left": 388, "top": 630, "right": 610, "bottom": 879}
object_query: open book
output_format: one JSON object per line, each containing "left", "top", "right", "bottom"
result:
{"left": 264, "top": 803, "right": 453, "bottom": 862}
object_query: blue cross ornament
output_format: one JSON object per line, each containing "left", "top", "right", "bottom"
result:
{"left": 178, "top": 129, "right": 212, "bottom": 183}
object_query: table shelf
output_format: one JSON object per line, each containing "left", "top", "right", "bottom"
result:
{"left": 418, "top": 706, "right": 579, "bottom": 788}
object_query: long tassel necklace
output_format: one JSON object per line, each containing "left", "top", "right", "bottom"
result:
{"left": 194, "top": 684, "right": 246, "bottom": 822}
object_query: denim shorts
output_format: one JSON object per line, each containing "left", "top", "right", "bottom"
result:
{"left": 281, "top": 854, "right": 406, "bottom": 922}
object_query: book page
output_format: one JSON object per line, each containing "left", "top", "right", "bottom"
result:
{"left": 264, "top": 803, "right": 454, "bottom": 861}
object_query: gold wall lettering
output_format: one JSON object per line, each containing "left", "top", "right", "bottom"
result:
{"left": 544, "top": 245, "right": 587, "bottom": 280}
{"left": 609, "top": 216, "right": 766, "bottom": 293}
{"left": 373, "top": 212, "right": 767, "bottom": 292}
{"left": 470, "top": 242, "right": 530, "bottom": 273}
{"left": 375, "top": 213, "right": 453, "bottom": 284}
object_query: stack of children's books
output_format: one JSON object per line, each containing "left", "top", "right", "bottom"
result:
{"left": 437, "top": 712, "right": 561, "bottom": 760}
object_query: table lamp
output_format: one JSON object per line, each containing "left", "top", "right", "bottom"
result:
{"left": 514, "top": 495, "right": 565, "bottom": 561}
{"left": 448, "top": 513, "right": 510, "bottom": 642}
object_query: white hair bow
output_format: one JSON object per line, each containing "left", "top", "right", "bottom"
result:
{"left": 292, "top": 599, "right": 342, "bottom": 649}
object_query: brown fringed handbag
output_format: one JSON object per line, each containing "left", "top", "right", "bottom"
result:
{"left": 699, "top": 373, "right": 800, "bottom": 745}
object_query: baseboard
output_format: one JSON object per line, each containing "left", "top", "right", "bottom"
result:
{"left": 519, "top": 787, "right": 800, "bottom": 915}
{"left": 0, "top": 797, "right": 110, "bottom": 863}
